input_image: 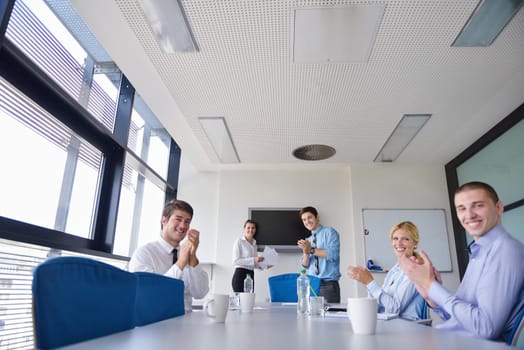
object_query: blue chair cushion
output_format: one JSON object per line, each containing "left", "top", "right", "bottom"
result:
{"left": 134, "top": 272, "right": 185, "bottom": 326}
{"left": 32, "top": 256, "right": 137, "bottom": 349}
{"left": 268, "top": 273, "right": 321, "bottom": 302}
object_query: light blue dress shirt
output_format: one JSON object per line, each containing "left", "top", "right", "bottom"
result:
{"left": 367, "top": 264, "right": 426, "bottom": 320}
{"left": 429, "top": 224, "right": 524, "bottom": 341}
{"left": 302, "top": 225, "right": 341, "bottom": 281}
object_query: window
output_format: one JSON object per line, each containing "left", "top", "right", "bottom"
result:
{"left": 446, "top": 103, "right": 524, "bottom": 277}
{"left": 0, "top": 0, "right": 181, "bottom": 348}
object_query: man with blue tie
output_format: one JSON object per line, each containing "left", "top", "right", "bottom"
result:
{"left": 297, "top": 206, "right": 341, "bottom": 303}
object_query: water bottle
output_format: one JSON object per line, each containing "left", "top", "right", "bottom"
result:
{"left": 297, "top": 269, "right": 310, "bottom": 316}
{"left": 243, "top": 273, "right": 254, "bottom": 293}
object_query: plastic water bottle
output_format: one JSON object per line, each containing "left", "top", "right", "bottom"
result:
{"left": 297, "top": 269, "right": 310, "bottom": 316}
{"left": 243, "top": 273, "right": 254, "bottom": 293}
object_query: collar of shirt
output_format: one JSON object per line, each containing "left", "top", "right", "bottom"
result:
{"left": 469, "top": 224, "right": 504, "bottom": 258}
{"left": 157, "top": 237, "right": 176, "bottom": 256}
{"left": 241, "top": 235, "right": 256, "bottom": 246}
{"left": 312, "top": 224, "right": 324, "bottom": 235}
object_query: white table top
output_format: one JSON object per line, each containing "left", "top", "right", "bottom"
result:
{"left": 58, "top": 303, "right": 511, "bottom": 350}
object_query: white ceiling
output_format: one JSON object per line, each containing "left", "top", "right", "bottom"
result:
{"left": 71, "top": 0, "right": 524, "bottom": 171}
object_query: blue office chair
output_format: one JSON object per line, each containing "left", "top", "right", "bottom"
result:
{"left": 134, "top": 272, "right": 185, "bottom": 326}
{"left": 505, "top": 306, "right": 524, "bottom": 347}
{"left": 268, "top": 273, "right": 321, "bottom": 302}
{"left": 32, "top": 256, "right": 137, "bottom": 349}
{"left": 414, "top": 300, "right": 432, "bottom": 326}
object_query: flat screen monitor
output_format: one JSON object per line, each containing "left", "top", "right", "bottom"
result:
{"left": 248, "top": 208, "right": 311, "bottom": 252}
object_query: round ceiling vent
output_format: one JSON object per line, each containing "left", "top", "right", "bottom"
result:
{"left": 292, "top": 144, "right": 336, "bottom": 161}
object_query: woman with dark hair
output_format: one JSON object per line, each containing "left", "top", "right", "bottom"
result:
{"left": 231, "top": 219, "right": 268, "bottom": 292}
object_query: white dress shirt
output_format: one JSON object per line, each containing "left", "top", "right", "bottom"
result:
{"left": 128, "top": 238, "right": 209, "bottom": 312}
{"left": 232, "top": 236, "right": 260, "bottom": 269}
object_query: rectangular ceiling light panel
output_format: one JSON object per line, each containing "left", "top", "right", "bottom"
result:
{"left": 293, "top": 4, "right": 385, "bottom": 63}
{"left": 137, "top": 0, "right": 198, "bottom": 52}
{"left": 374, "top": 114, "right": 431, "bottom": 162}
{"left": 199, "top": 117, "right": 240, "bottom": 164}
{"left": 453, "top": 0, "right": 524, "bottom": 47}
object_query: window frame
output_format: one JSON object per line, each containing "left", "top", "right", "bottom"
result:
{"left": 0, "top": 1, "right": 180, "bottom": 261}
{"left": 445, "top": 102, "right": 524, "bottom": 278}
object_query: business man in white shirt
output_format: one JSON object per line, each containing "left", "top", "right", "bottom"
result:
{"left": 129, "top": 199, "right": 209, "bottom": 312}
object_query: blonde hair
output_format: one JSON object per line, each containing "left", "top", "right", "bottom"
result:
{"left": 389, "top": 221, "right": 421, "bottom": 259}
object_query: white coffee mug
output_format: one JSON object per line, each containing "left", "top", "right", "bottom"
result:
{"left": 204, "top": 294, "right": 229, "bottom": 323}
{"left": 347, "top": 297, "right": 377, "bottom": 335}
{"left": 239, "top": 292, "right": 255, "bottom": 313}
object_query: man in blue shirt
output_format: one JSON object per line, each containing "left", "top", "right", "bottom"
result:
{"left": 399, "top": 181, "right": 524, "bottom": 341}
{"left": 297, "top": 206, "right": 341, "bottom": 303}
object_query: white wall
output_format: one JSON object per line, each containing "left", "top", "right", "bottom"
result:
{"left": 178, "top": 161, "right": 461, "bottom": 307}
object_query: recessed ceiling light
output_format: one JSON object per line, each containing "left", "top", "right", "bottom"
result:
{"left": 137, "top": 0, "right": 199, "bottom": 53}
{"left": 199, "top": 117, "right": 239, "bottom": 163}
{"left": 374, "top": 114, "right": 431, "bottom": 162}
{"left": 452, "top": 0, "right": 524, "bottom": 47}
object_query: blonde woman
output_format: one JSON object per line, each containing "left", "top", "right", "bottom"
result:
{"left": 347, "top": 221, "right": 426, "bottom": 320}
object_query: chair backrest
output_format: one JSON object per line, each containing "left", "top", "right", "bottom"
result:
{"left": 413, "top": 300, "right": 432, "bottom": 326}
{"left": 134, "top": 271, "right": 185, "bottom": 326}
{"left": 32, "top": 256, "right": 137, "bottom": 349}
{"left": 506, "top": 305, "right": 524, "bottom": 346}
{"left": 268, "top": 273, "right": 321, "bottom": 302}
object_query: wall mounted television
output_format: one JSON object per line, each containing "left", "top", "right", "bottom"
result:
{"left": 248, "top": 208, "right": 311, "bottom": 252}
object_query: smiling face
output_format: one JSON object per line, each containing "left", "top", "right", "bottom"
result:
{"left": 391, "top": 227, "right": 417, "bottom": 259}
{"left": 244, "top": 222, "right": 256, "bottom": 242}
{"left": 301, "top": 211, "right": 320, "bottom": 232}
{"left": 454, "top": 188, "right": 503, "bottom": 241}
{"left": 161, "top": 209, "right": 192, "bottom": 247}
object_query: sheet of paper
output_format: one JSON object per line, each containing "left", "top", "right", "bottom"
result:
{"left": 326, "top": 312, "right": 398, "bottom": 320}
{"left": 259, "top": 246, "right": 279, "bottom": 268}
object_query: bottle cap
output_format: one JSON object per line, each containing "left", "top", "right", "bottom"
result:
{"left": 300, "top": 269, "right": 306, "bottom": 274}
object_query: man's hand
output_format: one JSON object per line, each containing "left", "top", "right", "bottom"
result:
{"left": 186, "top": 229, "right": 200, "bottom": 267}
{"left": 297, "top": 239, "right": 311, "bottom": 254}
{"left": 176, "top": 240, "right": 191, "bottom": 270}
{"left": 398, "top": 251, "right": 437, "bottom": 300}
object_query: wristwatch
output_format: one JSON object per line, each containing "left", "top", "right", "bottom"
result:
{"left": 310, "top": 247, "right": 315, "bottom": 255}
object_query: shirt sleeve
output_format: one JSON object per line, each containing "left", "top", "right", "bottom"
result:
{"left": 323, "top": 228, "right": 340, "bottom": 262}
{"left": 429, "top": 241, "right": 523, "bottom": 339}
{"left": 232, "top": 239, "right": 255, "bottom": 268}
{"left": 128, "top": 246, "right": 156, "bottom": 273}
{"left": 367, "top": 271, "right": 419, "bottom": 315}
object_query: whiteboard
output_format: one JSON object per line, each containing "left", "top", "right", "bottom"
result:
{"left": 362, "top": 209, "right": 452, "bottom": 272}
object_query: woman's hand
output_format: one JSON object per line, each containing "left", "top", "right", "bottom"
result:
{"left": 347, "top": 265, "right": 374, "bottom": 285}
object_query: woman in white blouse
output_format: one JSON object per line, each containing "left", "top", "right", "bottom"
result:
{"left": 231, "top": 219, "right": 267, "bottom": 292}
{"left": 347, "top": 221, "right": 427, "bottom": 320}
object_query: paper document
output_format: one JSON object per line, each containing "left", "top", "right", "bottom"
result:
{"left": 259, "top": 246, "right": 279, "bottom": 268}
{"left": 325, "top": 312, "right": 398, "bottom": 320}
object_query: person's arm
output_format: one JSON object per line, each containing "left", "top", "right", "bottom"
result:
{"left": 298, "top": 239, "right": 311, "bottom": 268}
{"left": 128, "top": 246, "right": 156, "bottom": 273}
{"left": 429, "top": 243, "right": 523, "bottom": 339}
{"left": 321, "top": 228, "right": 340, "bottom": 261}
{"left": 182, "top": 265, "right": 210, "bottom": 299}
{"left": 367, "top": 270, "right": 419, "bottom": 315}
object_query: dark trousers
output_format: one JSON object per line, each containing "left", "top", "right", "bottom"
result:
{"left": 320, "top": 280, "right": 340, "bottom": 303}
{"left": 232, "top": 267, "right": 254, "bottom": 293}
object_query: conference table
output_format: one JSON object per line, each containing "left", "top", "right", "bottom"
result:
{"left": 58, "top": 303, "right": 511, "bottom": 349}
